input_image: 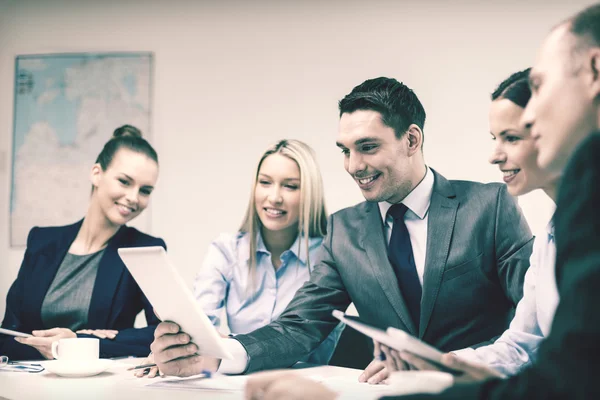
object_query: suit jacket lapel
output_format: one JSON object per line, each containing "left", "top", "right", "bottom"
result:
{"left": 419, "top": 171, "right": 458, "bottom": 337}
{"left": 360, "top": 202, "right": 417, "bottom": 335}
{"left": 87, "top": 226, "right": 127, "bottom": 328}
{"left": 28, "top": 221, "right": 82, "bottom": 328}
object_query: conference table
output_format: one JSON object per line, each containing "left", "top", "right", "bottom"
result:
{"left": 0, "top": 358, "right": 442, "bottom": 400}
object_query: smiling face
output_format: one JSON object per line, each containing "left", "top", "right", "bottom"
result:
{"left": 336, "top": 110, "right": 423, "bottom": 203}
{"left": 521, "top": 24, "right": 600, "bottom": 175}
{"left": 489, "top": 98, "right": 554, "bottom": 196}
{"left": 254, "top": 153, "right": 301, "bottom": 236}
{"left": 91, "top": 148, "right": 158, "bottom": 227}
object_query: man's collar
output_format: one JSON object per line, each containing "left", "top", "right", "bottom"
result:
{"left": 378, "top": 166, "right": 434, "bottom": 223}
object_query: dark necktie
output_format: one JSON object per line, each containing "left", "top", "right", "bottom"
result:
{"left": 387, "top": 203, "right": 422, "bottom": 330}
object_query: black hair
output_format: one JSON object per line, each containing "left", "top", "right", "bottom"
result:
{"left": 491, "top": 68, "right": 532, "bottom": 108}
{"left": 95, "top": 125, "right": 158, "bottom": 170}
{"left": 338, "top": 77, "right": 426, "bottom": 143}
{"left": 570, "top": 3, "right": 600, "bottom": 47}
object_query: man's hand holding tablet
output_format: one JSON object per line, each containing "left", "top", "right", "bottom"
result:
{"left": 118, "top": 247, "right": 236, "bottom": 377}
{"left": 118, "top": 247, "right": 233, "bottom": 361}
{"left": 151, "top": 321, "right": 221, "bottom": 378}
{"left": 384, "top": 348, "right": 505, "bottom": 384}
{"left": 332, "top": 310, "right": 447, "bottom": 364}
{"left": 332, "top": 310, "right": 505, "bottom": 385}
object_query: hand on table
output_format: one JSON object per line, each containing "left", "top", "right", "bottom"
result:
{"left": 14, "top": 327, "right": 76, "bottom": 359}
{"left": 398, "top": 351, "right": 505, "bottom": 384}
{"left": 150, "top": 321, "right": 221, "bottom": 377}
{"left": 359, "top": 341, "right": 409, "bottom": 384}
{"left": 76, "top": 329, "right": 118, "bottom": 339}
{"left": 134, "top": 352, "right": 161, "bottom": 378}
{"left": 245, "top": 370, "right": 337, "bottom": 400}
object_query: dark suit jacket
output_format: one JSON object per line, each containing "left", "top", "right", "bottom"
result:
{"left": 0, "top": 220, "right": 165, "bottom": 360}
{"left": 235, "top": 169, "right": 533, "bottom": 373}
{"left": 390, "top": 134, "right": 600, "bottom": 400}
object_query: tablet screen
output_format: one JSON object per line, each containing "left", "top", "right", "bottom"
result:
{"left": 332, "top": 310, "right": 445, "bottom": 364}
{"left": 118, "top": 246, "right": 233, "bottom": 360}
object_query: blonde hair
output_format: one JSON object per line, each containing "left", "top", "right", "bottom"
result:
{"left": 240, "top": 139, "right": 328, "bottom": 291}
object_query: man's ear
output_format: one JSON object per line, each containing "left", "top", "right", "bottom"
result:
{"left": 405, "top": 124, "right": 423, "bottom": 155}
{"left": 589, "top": 48, "right": 600, "bottom": 99}
{"left": 90, "top": 164, "right": 103, "bottom": 189}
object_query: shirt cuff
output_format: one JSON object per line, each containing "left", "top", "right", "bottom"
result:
{"left": 450, "top": 347, "right": 479, "bottom": 362}
{"left": 218, "top": 338, "right": 248, "bottom": 374}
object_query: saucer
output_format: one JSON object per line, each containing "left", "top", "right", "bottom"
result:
{"left": 45, "top": 359, "right": 113, "bottom": 378}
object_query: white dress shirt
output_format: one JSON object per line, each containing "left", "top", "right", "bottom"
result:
{"left": 378, "top": 167, "right": 434, "bottom": 286}
{"left": 220, "top": 168, "right": 435, "bottom": 374}
{"left": 452, "top": 218, "right": 559, "bottom": 376}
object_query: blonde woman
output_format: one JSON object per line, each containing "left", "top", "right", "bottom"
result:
{"left": 196, "top": 139, "right": 342, "bottom": 352}
{"left": 136, "top": 139, "right": 343, "bottom": 378}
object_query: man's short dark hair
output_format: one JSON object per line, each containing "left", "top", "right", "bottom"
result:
{"left": 338, "top": 77, "right": 426, "bottom": 144}
{"left": 569, "top": 3, "right": 600, "bottom": 47}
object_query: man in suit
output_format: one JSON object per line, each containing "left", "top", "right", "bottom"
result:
{"left": 388, "top": 4, "right": 600, "bottom": 398}
{"left": 244, "top": 134, "right": 600, "bottom": 400}
{"left": 242, "top": 4, "right": 600, "bottom": 399}
{"left": 150, "top": 77, "right": 533, "bottom": 377}
{"left": 387, "top": 2, "right": 600, "bottom": 393}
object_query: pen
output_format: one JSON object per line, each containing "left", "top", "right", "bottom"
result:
{"left": 126, "top": 363, "right": 213, "bottom": 378}
{"left": 127, "top": 363, "right": 157, "bottom": 371}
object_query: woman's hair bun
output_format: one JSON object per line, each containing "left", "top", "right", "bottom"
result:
{"left": 112, "top": 125, "right": 143, "bottom": 139}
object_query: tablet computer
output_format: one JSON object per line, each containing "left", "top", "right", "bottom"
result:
{"left": 0, "top": 327, "right": 32, "bottom": 338}
{"left": 332, "top": 310, "right": 444, "bottom": 365}
{"left": 332, "top": 310, "right": 506, "bottom": 378}
{"left": 118, "top": 246, "right": 233, "bottom": 360}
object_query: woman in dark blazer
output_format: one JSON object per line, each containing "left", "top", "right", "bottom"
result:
{"left": 0, "top": 125, "right": 165, "bottom": 360}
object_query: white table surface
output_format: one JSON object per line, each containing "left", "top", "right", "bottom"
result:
{"left": 0, "top": 358, "right": 401, "bottom": 400}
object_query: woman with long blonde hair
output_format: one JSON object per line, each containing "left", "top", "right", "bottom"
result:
{"left": 136, "top": 139, "right": 343, "bottom": 378}
{"left": 194, "top": 139, "right": 342, "bottom": 361}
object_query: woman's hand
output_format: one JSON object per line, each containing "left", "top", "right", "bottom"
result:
{"left": 76, "top": 329, "right": 118, "bottom": 339}
{"left": 134, "top": 352, "right": 161, "bottom": 378}
{"left": 15, "top": 328, "right": 76, "bottom": 359}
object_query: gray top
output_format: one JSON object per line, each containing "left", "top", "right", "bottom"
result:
{"left": 41, "top": 249, "right": 105, "bottom": 331}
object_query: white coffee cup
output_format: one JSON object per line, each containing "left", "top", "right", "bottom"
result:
{"left": 51, "top": 338, "right": 99, "bottom": 361}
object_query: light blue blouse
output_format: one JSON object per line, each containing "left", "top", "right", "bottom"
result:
{"left": 194, "top": 231, "right": 343, "bottom": 365}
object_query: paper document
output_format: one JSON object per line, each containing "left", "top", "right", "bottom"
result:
{"left": 145, "top": 374, "right": 248, "bottom": 391}
{"left": 309, "top": 375, "right": 397, "bottom": 397}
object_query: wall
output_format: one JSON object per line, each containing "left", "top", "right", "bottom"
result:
{"left": 1, "top": 0, "right": 593, "bottom": 320}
